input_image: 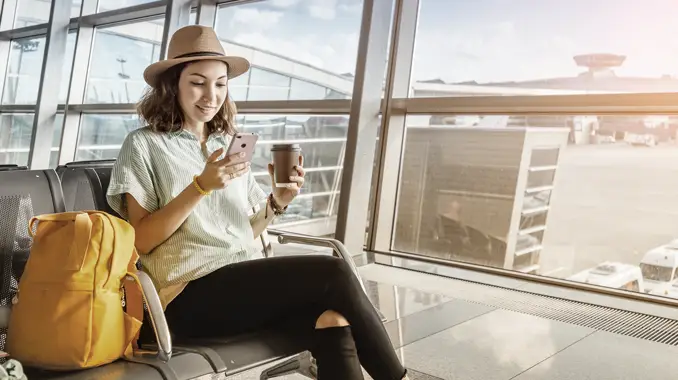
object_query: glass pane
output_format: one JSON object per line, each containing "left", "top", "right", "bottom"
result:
{"left": 2, "top": 33, "right": 76, "bottom": 105}
{"left": 3, "top": 37, "right": 45, "bottom": 105}
{"left": 215, "top": 0, "right": 363, "bottom": 101}
{"left": 228, "top": 72, "right": 249, "bottom": 101}
{"left": 247, "top": 68, "right": 290, "bottom": 100}
{"left": 12, "top": 0, "right": 82, "bottom": 27}
{"left": 396, "top": 113, "right": 678, "bottom": 298}
{"left": 290, "top": 78, "right": 328, "bottom": 100}
{"left": 240, "top": 114, "right": 347, "bottom": 231}
{"left": 98, "top": 0, "right": 156, "bottom": 12}
{"left": 86, "top": 18, "right": 163, "bottom": 104}
{"left": 59, "top": 33, "right": 78, "bottom": 104}
{"left": 0, "top": 113, "right": 67, "bottom": 167}
{"left": 49, "top": 114, "right": 65, "bottom": 168}
{"left": 412, "top": 0, "right": 678, "bottom": 98}
{"left": 71, "top": 0, "right": 83, "bottom": 17}
{"left": 0, "top": 114, "right": 33, "bottom": 166}
{"left": 76, "top": 114, "right": 142, "bottom": 160}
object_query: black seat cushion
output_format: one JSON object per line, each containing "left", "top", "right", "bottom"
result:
{"left": 23, "top": 351, "right": 216, "bottom": 380}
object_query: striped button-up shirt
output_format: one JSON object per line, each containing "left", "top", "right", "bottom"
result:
{"left": 107, "top": 127, "right": 268, "bottom": 307}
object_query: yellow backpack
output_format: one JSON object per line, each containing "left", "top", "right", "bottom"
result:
{"left": 6, "top": 211, "right": 144, "bottom": 370}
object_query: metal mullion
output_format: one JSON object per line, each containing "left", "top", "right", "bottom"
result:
{"left": 68, "top": 99, "right": 353, "bottom": 114}
{"left": 27, "top": 0, "right": 71, "bottom": 169}
{"left": 0, "top": 1, "right": 170, "bottom": 39}
{"left": 196, "top": 0, "right": 217, "bottom": 27}
{"left": 0, "top": 0, "right": 18, "bottom": 31}
{"left": 0, "top": 0, "right": 19, "bottom": 108}
{"left": 334, "top": 0, "right": 394, "bottom": 253}
{"left": 80, "top": 1, "right": 167, "bottom": 27}
{"left": 368, "top": 0, "right": 419, "bottom": 255}
{"left": 394, "top": 92, "right": 678, "bottom": 116}
{"left": 158, "top": 0, "right": 192, "bottom": 60}
{"left": 0, "top": 104, "right": 39, "bottom": 112}
{"left": 58, "top": 0, "right": 97, "bottom": 165}
{"left": 0, "top": 24, "right": 49, "bottom": 40}
{"left": 215, "top": 0, "right": 267, "bottom": 7}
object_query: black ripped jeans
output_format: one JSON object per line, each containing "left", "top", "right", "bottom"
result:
{"left": 154, "top": 255, "right": 406, "bottom": 380}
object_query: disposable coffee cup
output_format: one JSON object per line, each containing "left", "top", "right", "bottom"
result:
{"left": 271, "top": 144, "right": 301, "bottom": 188}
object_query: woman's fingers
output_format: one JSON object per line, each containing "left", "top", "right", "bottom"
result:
{"left": 294, "top": 165, "right": 305, "bottom": 177}
{"left": 222, "top": 162, "right": 249, "bottom": 174}
{"left": 285, "top": 183, "right": 301, "bottom": 193}
{"left": 290, "top": 175, "right": 305, "bottom": 186}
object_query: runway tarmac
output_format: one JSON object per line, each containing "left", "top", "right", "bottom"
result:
{"left": 542, "top": 142, "right": 678, "bottom": 278}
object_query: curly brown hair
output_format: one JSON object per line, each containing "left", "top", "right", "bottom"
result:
{"left": 137, "top": 62, "right": 238, "bottom": 136}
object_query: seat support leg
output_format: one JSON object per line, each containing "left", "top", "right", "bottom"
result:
{"left": 259, "top": 351, "right": 316, "bottom": 380}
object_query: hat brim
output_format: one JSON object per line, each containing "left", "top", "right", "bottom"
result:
{"left": 143, "top": 55, "right": 251, "bottom": 88}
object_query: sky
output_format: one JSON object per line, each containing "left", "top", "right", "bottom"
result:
{"left": 211, "top": 0, "right": 678, "bottom": 84}
{"left": 90, "top": 0, "right": 678, "bottom": 85}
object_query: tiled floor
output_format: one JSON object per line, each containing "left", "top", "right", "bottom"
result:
{"left": 230, "top": 247, "right": 678, "bottom": 379}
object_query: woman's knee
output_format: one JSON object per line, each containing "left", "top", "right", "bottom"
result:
{"left": 319, "top": 257, "right": 364, "bottom": 307}
{"left": 321, "top": 256, "right": 355, "bottom": 283}
{"left": 315, "top": 309, "right": 350, "bottom": 329}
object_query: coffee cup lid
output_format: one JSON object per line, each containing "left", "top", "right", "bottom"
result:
{"left": 271, "top": 143, "right": 301, "bottom": 152}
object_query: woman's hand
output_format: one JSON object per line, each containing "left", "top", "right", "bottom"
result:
{"left": 268, "top": 155, "right": 305, "bottom": 207}
{"left": 197, "top": 148, "right": 250, "bottom": 192}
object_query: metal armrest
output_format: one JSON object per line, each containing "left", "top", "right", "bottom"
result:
{"left": 132, "top": 270, "right": 172, "bottom": 362}
{"left": 266, "top": 229, "right": 387, "bottom": 322}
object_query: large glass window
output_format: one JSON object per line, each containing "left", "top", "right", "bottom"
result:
{"left": 214, "top": 0, "right": 362, "bottom": 101}
{"left": 76, "top": 114, "right": 142, "bottom": 160}
{"left": 2, "top": 37, "right": 46, "bottom": 105}
{"left": 60, "top": 33, "right": 77, "bottom": 103}
{"left": 86, "top": 18, "right": 164, "bottom": 104}
{"left": 97, "top": 0, "right": 157, "bottom": 13}
{"left": 241, "top": 114, "right": 348, "bottom": 229}
{"left": 395, "top": 113, "right": 678, "bottom": 298}
{"left": 2, "top": 33, "right": 76, "bottom": 105}
{"left": 290, "top": 78, "right": 328, "bottom": 100}
{"left": 0, "top": 113, "right": 62, "bottom": 167}
{"left": 411, "top": 0, "right": 678, "bottom": 98}
{"left": 12, "top": 0, "right": 82, "bottom": 28}
{"left": 75, "top": 113, "right": 347, "bottom": 233}
{"left": 0, "top": 114, "right": 33, "bottom": 166}
{"left": 247, "top": 68, "right": 290, "bottom": 100}
{"left": 51, "top": 113, "right": 64, "bottom": 168}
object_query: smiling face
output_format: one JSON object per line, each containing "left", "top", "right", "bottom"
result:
{"left": 177, "top": 60, "right": 229, "bottom": 128}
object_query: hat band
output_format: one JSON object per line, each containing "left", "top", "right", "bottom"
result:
{"left": 174, "top": 51, "right": 225, "bottom": 59}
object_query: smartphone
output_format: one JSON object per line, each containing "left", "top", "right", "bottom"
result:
{"left": 225, "top": 132, "right": 259, "bottom": 164}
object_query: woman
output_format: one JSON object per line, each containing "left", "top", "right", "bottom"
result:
{"left": 106, "top": 25, "right": 408, "bottom": 380}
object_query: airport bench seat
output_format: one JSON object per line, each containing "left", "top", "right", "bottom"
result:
{"left": 0, "top": 164, "right": 28, "bottom": 172}
{"left": 1, "top": 163, "right": 374, "bottom": 379}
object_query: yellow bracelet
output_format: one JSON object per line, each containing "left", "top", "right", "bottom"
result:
{"left": 192, "top": 175, "right": 211, "bottom": 196}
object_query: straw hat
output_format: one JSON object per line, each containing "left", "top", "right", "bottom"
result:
{"left": 143, "top": 25, "right": 250, "bottom": 88}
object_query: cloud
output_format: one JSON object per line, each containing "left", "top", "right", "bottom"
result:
{"left": 269, "top": 0, "right": 302, "bottom": 8}
{"left": 338, "top": 1, "right": 362, "bottom": 14}
{"left": 232, "top": 30, "right": 359, "bottom": 75}
{"left": 233, "top": 32, "right": 327, "bottom": 69}
{"left": 308, "top": 0, "right": 338, "bottom": 20}
{"left": 231, "top": 8, "right": 283, "bottom": 31}
{"left": 411, "top": 21, "right": 586, "bottom": 83}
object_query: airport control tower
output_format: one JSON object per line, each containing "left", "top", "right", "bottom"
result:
{"left": 574, "top": 53, "right": 626, "bottom": 77}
